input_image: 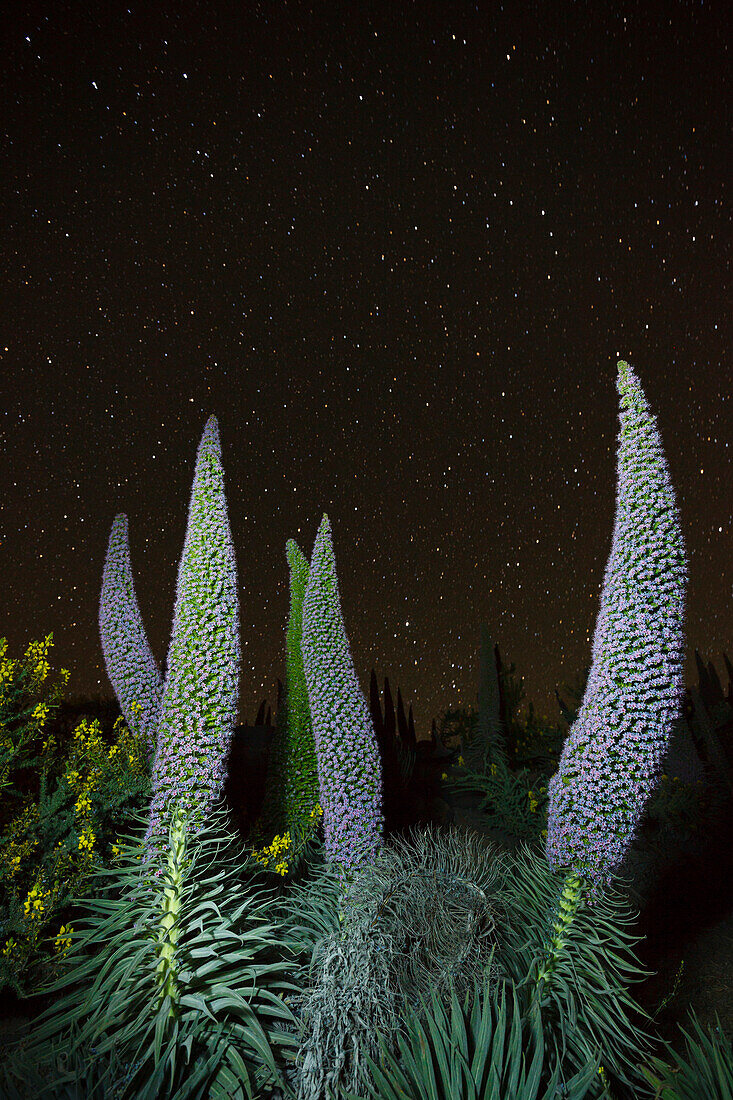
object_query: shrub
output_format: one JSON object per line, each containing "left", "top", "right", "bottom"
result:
{"left": 0, "top": 710, "right": 150, "bottom": 995}
{"left": 0, "top": 633, "right": 70, "bottom": 829}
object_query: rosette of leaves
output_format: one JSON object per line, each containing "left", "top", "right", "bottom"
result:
{"left": 502, "top": 840, "right": 661, "bottom": 1097}
{"left": 1, "top": 805, "right": 305, "bottom": 1100}
{"left": 330, "top": 832, "right": 668, "bottom": 1100}
{"left": 343, "top": 968, "right": 604, "bottom": 1100}
{"left": 272, "top": 822, "right": 511, "bottom": 1100}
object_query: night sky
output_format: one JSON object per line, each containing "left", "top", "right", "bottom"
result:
{"left": 1, "top": 1, "right": 729, "bottom": 736}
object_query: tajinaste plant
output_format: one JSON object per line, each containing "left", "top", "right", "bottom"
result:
{"left": 99, "top": 513, "right": 164, "bottom": 760}
{"left": 254, "top": 539, "right": 321, "bottom": 872}
{"left": 144, "top": 414, "right": 241, "bottom": 865}
{"left": 545, "top": 359, "right": 688, "bottom": 910}
{"left": 300, "top": 514, "right": 384, "bottom": 898}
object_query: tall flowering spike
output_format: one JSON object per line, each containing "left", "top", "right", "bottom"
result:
{"left": 546, "top": 360, "right": 688, "bottom": 901}
{"left": 257, "top": 539, "right": 320, "bottom": 850}
{"left": 144, "top": 415, "right": 241, "bottom": 858}
{"left": 301, "top": 514, "right": 384, "bottom": 881}
{"left": 99, "top": 513, "right": 163, "bottom": 758}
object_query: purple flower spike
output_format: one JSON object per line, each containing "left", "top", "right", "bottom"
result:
{"left": 99, "top": 513, "right": 164, "bottom": 758}
{"left": 144, "top": 415, "right": 241, "bottom": 859}
{"left": 546, "top": 361, "right": 688, "bottom": 901}
{"left": 301, "top": 514, "right": 384, "bottom": 880}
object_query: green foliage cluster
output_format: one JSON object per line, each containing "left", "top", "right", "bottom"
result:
{"left": 438, "top": 691, "right": 708, "bottom": 851}
{"left": 0, "top": 633, "right": 70, "bottom": 820}
{"left": 277, "top": 822, "right": 508, "bottom": 1100}
{"left": 247, "top": 540, "right": 322, "bottom": 880}
{"left": 0, "top": 635, "right": 151, "bottom": 995}
{"left": 2, "top": 807, "right": 304, "bottom": 1100}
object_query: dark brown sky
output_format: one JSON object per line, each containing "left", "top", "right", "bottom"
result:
{"left": 1, "top": 0, "right": 729, "bottom": 732}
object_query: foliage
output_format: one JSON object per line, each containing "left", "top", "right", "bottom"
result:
{"left": 0, "top": 709, "right": 151, "bottom": 995}
{"left": 442, "top": 750, "right": 551, "bottom": 842}
{"left": 1, "top": 806, "right": 303, "bottom": 1100}
{"left": 345, "top": 967, "right": 605, "bottom": 1100}
{"left": 272, "top": 822, "right": 511, "bottom": 1099}
{"left": 502, "top": 840, "right": 660, "bottom": 1097}
{"left": 269, "top": 820, "right": 665, "bottom": 1099}
{"left": 0, "top": 633, "right": 70, "bottom": 825}
{"left": 639, "top": 1009, "right": 733, "bottom": 1100}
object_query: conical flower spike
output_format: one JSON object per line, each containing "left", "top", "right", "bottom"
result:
{"left": 99, "top": 513, "right": 164, "bottom": 759}
{"left": 144, "top": 415, "right": 241, "bottom": 860}
{"left": 301, "top": 514, "right": 384, "bottom": 885}
{"left": 546, "top": 360, "right": 688, "bottom": 901}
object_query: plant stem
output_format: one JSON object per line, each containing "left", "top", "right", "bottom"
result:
{"left": 155, "top": 808, "right": 187, "bottom": 1012}
{"left": 533, "top": 871, "right": 584, "bottom": 999}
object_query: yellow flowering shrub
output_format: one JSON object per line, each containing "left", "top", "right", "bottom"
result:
{"left": 0, "top": 633, "right": 70, "bottom": 826}
{"left": 0, "top": 638, "right": 152, "bottom": 994}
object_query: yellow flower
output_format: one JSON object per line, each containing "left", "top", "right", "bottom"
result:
{"left": 54, "top": 924, "right": 73, "bottom": 954}
{"left": 441, "top": 772, "right": 448, "bottom": 781}
{"left": 111, "top": 843, "right": 121, "bottom": 859}
{"left": 457, "top": 755, "right": 465, "bottom": 767}
{"left": 2, "top": 938, "right": 17, "bottom": 958}
{"left": 74, "top": 793, "right": 92, "bottom": 815}
{"left": 23, "top": 882, "right": 51, "bottom": 919}
{"left": 78, "top": 828, "right": 95, "bottom": 853}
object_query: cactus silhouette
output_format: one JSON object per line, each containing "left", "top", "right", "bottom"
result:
{"left": 99, "top": 514, "right": 164, "bottom": 759}
{"left": 545, "top": 360, "right": 688, "bottom": 903}
{"left": 463, "top": 624, "right": 509, "bottom": 775}
{"left": 144, "top": 415, "right": 241, "bottom": 861}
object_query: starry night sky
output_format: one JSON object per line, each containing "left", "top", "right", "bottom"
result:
{"left": 1, "top": 1, "right": 729, "bottom": 734}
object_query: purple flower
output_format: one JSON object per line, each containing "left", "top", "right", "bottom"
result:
{"left": 546, "top": 361, "right": 688, "bottom": 901}
{"left": 143, "top": 415, "right": 241, "bottom": 860}
{"left": 99, "top": 513, "right": 164, "bottom": 758}
{"left": 301, "top": 514, "right": 384, "bottom": 878}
